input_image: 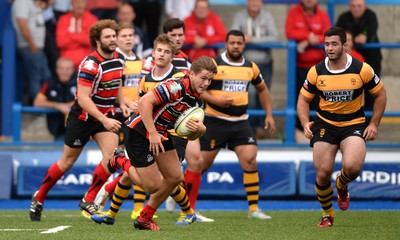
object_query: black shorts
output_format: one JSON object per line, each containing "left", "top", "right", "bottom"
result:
{"left": 125, "top": 127, "right": 176, "bottom": 168}
{"left": 114, "top": 110, "right": 130, "bottom": 146}
{"left": 200, "top": 116, "right": 257, "bottom": 151}
{"left": 64, "top": 110, "right": 117, "bottom": 148}
{"left": 310, "top": 118, "right": 366, "bottom": 147}
{"left": 171, "top": 134, "right": 188, "bottom": 162}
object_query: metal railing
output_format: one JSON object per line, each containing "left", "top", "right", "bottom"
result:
{"left": 3, "top": 0, "right": 400, "bottom": 147}
{"left": 9, "top": 41, "right": 400, "bottom": 148}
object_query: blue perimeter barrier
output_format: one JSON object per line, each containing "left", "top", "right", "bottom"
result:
{"left": 2, "top": 1, "right": 400, "bottom": 148}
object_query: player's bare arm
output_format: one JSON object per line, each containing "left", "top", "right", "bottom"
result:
{"left": 255, "top": 82, "right": 276, "bottom": 134}
{"left": 138, "top": 91, "right": 168, "bottom": 156}
{"left": 363, "top": 86, "right": 387, "bottom": 141}
{"left": 297, "top": 94, "right": 314, "bottom": 139}
{"left": 116, "top": 81, "right": 131, "bottom": 118}
{"left": 202, "top": 91, "right": 233, "bottom": 108}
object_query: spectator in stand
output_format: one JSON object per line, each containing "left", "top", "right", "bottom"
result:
{"left": 184, "top": 0, "right": 227, "bottom": 61}
{"left": 116, "top": 2, "right": 152, "bottom": 59}
{"left": 85, "top": 0, "right": 121, "bottom": 21}
{"left": 33, "top": 57, "right": 77, "bottom": 141}
{"left": 42, "top": 1, "right": 59, "bottom": 76}
{"left": 336, "top": 0, "right": 382, "bottom": 111}
{"left": 125, "top": 0, "right": 163, "bottom": 43}
{"left": 165, "top": 0, "right": 195, "bottom": 20}
{"left": 56, "top": 0, "right": 97, "bottom": 69}
{"left": 285, "top": 0, "right": 331, "bottom": 142}
{"left": 52, "top": 0, "right": 71, "bottom": 20}
{"left": 11, "top": 0, "right": 52, "bottom": 104}
{"left": 231, "top": 0, "right": 278, "bottom": 139}
{"left": 344, "top": 30, "right": 365, "bottom": 62}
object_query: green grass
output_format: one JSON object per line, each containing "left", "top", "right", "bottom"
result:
{"left": 1, "top": 210, "right": 399, "bottom": 240}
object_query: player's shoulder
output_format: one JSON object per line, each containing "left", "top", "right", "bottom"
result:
{"left": 176, "top": 50, "right": 190, "bottom": 61}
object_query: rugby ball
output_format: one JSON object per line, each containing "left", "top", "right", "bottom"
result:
{"left": 174, "top": 107, "right": 205, "bottom": 137}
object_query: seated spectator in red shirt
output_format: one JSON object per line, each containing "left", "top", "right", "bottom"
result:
{"left": 345, "top": 30, "right": 365, "bottom": 62}
{"left": 184, "top": 0, "right": 226, "bottom": 60}
{"left": 56, "top": 0, "right": 97, "bottom": 69}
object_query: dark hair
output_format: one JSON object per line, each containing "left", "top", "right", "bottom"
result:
{"left": 226, "top": 29, "right": 245, "bottom": 42}
{"left": 89, "top": 19, "right": 119, "bottom": 48}
{"left": 163, "top": 18, "right": 185, "bottom": 33}
{"left": 191, "top": 56, "right": 217, "bottom": 75}
{"left": 324, "top": 27, "right": 347, "bottom": 45}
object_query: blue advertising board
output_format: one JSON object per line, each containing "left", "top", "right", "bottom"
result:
{"left": 199, "top": 162, "right": 296, "bottom": 197}
{"left": 0, "top": 155, "right": 13, "bottom": 199}
{"left": 299, "top": 161, "right": 400, "bottom": 199}
{"left": 17, "top": 166, "right": 120, "bottom": 197}
{"left": 18, "top": 162, "right": 296, "bottom": 198}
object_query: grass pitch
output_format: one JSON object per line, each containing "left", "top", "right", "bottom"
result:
{"left": 0, "top": 210, "right": 399, "bottom": 240}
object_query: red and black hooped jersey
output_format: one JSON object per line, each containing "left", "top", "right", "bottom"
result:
{"left": 300, "top": 55, "right": 384, "bottom": 127}
{"left": 72, "top": 50, "right": 124, "bottom": 121}
{"left": 126, "top": 76, "right": 202, "bottom": 137}
{"left": 141, "top": 50, "right": 191, "bottom": 76}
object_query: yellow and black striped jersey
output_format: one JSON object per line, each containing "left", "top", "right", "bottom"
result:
{"left": 300, "top": 54, "right": 384, "bottom": 127}
{"left": 206, "top": 52, "right": 264, "bottom": 121}
{"left": 117, "top": 48, "right": 143, "bottom": 101}
{"left": 139, "top": 64, "right": 184, "bottom": 97}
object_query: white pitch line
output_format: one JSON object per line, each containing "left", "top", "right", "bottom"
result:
{"left": 41, "top": 226, "right": 70, "bottom": 234}
{"left": 0, "top": 229, "right": 47, "bottom": 231}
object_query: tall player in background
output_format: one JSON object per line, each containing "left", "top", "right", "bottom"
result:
{"left": 29, "top": 20, "right": 130, "bottom": 221}
{"left": 200, "top": 30, "right": 276, "bottom": 220}
{"left": 93, "top": 21, "right": 142, "bottom": 214}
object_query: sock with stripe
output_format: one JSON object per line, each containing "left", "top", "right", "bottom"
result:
{"left": 336, "top": 168, "right": 357, "bottom": 189}
{"left": 36, "top": 162, "right": 64, "bottom": 203}
{"left": 84, "top": 163, "right": 110, "bottom": 202}
{"left": 170, "top": 185, "right": 193, "bottom": 214}
{"left": 244, "top": 170, "right": 260, "bottom": 213}
{"left": 133, "top": 184, "right": 146, "bottom": 212}
{"left": 108, "top": 182, "right": 131, "bottom": 218}
{"left": 315, "top": 181, "right": 334, "bottom": 217}
{"left": 185, "top": 169, "right": 201, "bottom": 210}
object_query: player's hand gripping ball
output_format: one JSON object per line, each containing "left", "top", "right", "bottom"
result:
{"left": 174, "top": 107, "right": 205, "bottom": 139}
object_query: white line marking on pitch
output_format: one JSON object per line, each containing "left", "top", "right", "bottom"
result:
{"left": 41, "top": 226, "right": 70, "bottom": 234}
{"left": 0, "top": 229, "right": 47, "bottom": 231}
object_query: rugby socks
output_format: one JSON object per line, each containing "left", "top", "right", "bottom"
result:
{"left": 170, "top": 185, "right": 194, "bottom": 214}
{"left": 108, "top": 182, "right": 131, "bottom": 218}
{"left": 133, "top": 184, "right": 146, "bottom": 212}
{"left": 244, "top": 170, "right": 260, "bottom": 213}
{"left": 36, "top": 162, "right": 64, "bottom": 203}
{"left": 315, "top": 181, "right": 334, "bottom": 217}
{"left": 84, "top": 163, "right": 110, "bottom": 202}
{"left": 336, "top": 168, "right": 356, "bottom": 189}
{"left": 139, "top": 204, "right": 156, "bottom": 220}
{"left": 185, "top": 169, "right": 202, "bottom": 210}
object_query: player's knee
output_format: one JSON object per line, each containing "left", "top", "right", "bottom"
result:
{"left": 316, "top": 169, "right": 332, "bottom": 182}
{"left": 168, "top": 174, "right": 183, "bottom": 187}
{"left": 142, "top": 181, "right": 161, "bottom": 194}
{"left": 58, "top": 157, "right": 76, "bottom": 171}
